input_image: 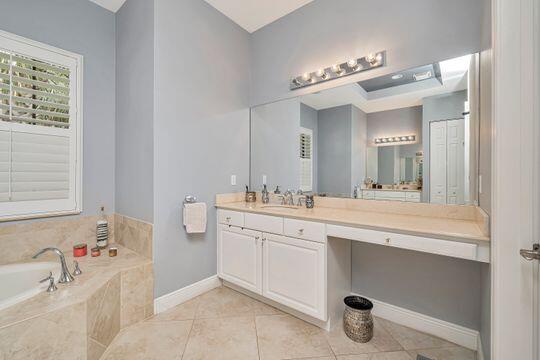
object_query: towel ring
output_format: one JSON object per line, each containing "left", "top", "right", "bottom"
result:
{"left": 184, "top": 195, "right": 197, "bottom": 204}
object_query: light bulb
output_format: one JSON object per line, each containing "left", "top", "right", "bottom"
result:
{"left": 347, "top": 59, "right": 358, "bottom": 69}
{"left": 400, "top": 136, "right": 407, "bottom": 141}
{"left": 375, "top": 139, "right": 381, "bottom": 143}
{"left": 408, "top": 135, "right": 415, "bottom": 141}
{"left": 375, "top": 53, "right": 383, "bottom": 63}
{"left": 302, "top": 72, "right": 312, "bottom": 82}
{"left": 316, "top": 69, "right": 327, "bottom": 79}
{"left": 365, "top": 53, "right": 378, "bottom": 65}
{"left": 382, "top": 138, "right": 388, "bottom": 143}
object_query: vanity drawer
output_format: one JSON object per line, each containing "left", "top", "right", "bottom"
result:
{"left": 244, "top": 213, "right": 283, "bottom": 234}
{"left": 284, "top": 218, "right": 326, "bottom": 243}
{"left": 362, "top": 190, "right": 375, "bottom": 199}
{"left": 326, "top": 225, "right": 478, "bottom": 261}
{"left": 405, "top": 192, "right": 421, "bottom": 202}
{"left": 375, "top": 191, "right": 406, "bottom": 200}
{"left": 218, "top": 210, "right": 244, "bottom": 227}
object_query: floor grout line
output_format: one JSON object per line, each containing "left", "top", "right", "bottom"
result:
{"left": 178, "top": 319, "right": 195, "bottom": 360}
{"left": 253, "top": 315, "right": 262, "bottom": 360}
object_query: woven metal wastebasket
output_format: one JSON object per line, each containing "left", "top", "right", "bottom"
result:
{"left": 343, "top": 296, "right": 374, "bottom": 343}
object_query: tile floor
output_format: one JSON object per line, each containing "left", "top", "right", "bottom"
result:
{"left": 101, "top": 286, "right": 477, "bottom": 360}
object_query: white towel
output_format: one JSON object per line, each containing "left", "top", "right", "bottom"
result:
{"left": 183, "top": 202, "right": 207, "bottom": 233}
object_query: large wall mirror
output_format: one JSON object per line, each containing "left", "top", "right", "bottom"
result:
{"left": 250, "top": 53, "right": 480, "bottom": 205}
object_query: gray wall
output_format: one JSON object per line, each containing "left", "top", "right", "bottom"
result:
{"left": 250, "top": 0, "right": 484, "bottom": 106}
{"left": 115, "top": 0, "right": 154, "bottom": 222}
{"left": 367, "top": 106, "right": 423, "bottom": 147}
{"left": 0, "top": 0, "right": 116, "bottom": 219}
{"left": 153, "top": 0, "right": 250, "bottom": 297}
{"left": 351, "top": 106, "right": 367, "bottom": 189}
{"left": 300, "top": 103, "right": 318, "bottom": 192}
{"left": 422, "top": 91, "right": 467, "bottom": 201}
{"left": 352, "top": 242, "right": 482, "bottom": 329}
{"left": 251, "top": 98, "right": 300, "bottom": 191}
{"left": 317, "top": 105, "right": 352, "bottom": 196}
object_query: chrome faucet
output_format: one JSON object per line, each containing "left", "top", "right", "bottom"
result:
{"left": 33, "top": 247, "right": 74, "bottom": 284}
{"left": 283, "top": 190, "right": 294, "bottom": 206}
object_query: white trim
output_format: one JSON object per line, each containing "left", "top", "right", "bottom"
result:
{"left": 477, "top": 336, "right": 485, "bottom": 360}
{"left": 0, "top": 30, "right": 83, "bottom": 221}
{"left": 352, "top": 292, "right": 479, "bottom": 351}
{"left": 153, "top": 275, "right": 222, "bottom": 314}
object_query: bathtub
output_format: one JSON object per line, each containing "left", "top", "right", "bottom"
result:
{"left": 0, "top": 262, "right": 61, "bottom": 311}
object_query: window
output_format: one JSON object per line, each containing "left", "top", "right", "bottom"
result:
{"left": 0, "top": 31, "right": 82, "bottom": 220}
{"left": 299, "top": 127, "right": 313, "bottom": 192}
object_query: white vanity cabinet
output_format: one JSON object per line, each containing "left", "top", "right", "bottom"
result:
{"left": 262, "top": 233, "right": 326, "bottom": 320}
{"left": 218, "top": 224, "right": 262, "bottom": 294}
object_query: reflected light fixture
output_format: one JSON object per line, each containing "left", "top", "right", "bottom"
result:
{"left": 374, "top": 135, "right": 416, "bottom": 146}
{"left": 290, "top": 51, "right": 386, "bottom": 90}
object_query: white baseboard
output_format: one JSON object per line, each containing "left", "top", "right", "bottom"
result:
{"left": 154, "top": 275, "right": 222, "bottom": 314}
{"left": 352, "top": 293, "right": 479, "bottom": 351}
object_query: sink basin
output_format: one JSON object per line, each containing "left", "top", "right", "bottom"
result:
{"left": 261, "top": 205, "right": 299, "bottom": 211}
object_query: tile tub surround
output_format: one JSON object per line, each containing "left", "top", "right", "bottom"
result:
{"left": 0, "top": 214, "right": 115, "bottom": 265}
{"left": 0, "top": 245, "right": 153, "bottom": 360}
{"left": 115, "top": 213, "right": 153, "bottom": 259}
{"left": 215, "top": 194, "right": 489, "bottom": 242}
{"left": 102, "top": 286, "right": 475, "bottom": 360}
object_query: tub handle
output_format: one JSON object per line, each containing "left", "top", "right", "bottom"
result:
{"left": 39, "top": 272, "right": 58, "bottom": 293}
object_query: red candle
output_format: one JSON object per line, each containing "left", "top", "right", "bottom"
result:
{"left": 73, "top": 243, "right": 87, "bottom": 257}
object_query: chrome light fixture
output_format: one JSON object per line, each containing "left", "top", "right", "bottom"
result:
{"left": 290, "top": 51, "right": 386, "bottom": 90}
{"left": 374, "top": 134, "right": 416, "bottom": 146}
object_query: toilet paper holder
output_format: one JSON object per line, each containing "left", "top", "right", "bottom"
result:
{"left": 184, "top": 195, "right": 197, "bottom": 204}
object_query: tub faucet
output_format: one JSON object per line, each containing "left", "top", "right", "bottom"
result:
{"left": 33, "top": 247, "right": 74, "bottom": 284}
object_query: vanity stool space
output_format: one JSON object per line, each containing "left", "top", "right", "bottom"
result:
{"left": 216, "top": 203, "right": 490, "bottom": 330}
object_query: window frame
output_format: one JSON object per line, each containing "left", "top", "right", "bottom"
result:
{"left": 299, "top": 127, "right": 313, "bottom": 193}
{"left": 0, "top": 30, "right": 83, "bottom": 221}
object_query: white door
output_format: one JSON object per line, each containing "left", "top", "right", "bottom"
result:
{"left": 430, "top": 121, "right": 447, "bottom": 204}
{"left": 218, "top": 225, "right": 262, "bottom": 294}
{"left": 262, "top": 233, "right": 326, "bottom": 320}
{"left": 446, "top": 119, "right": 465, "bottom": 205}
{"left": 492, "top": 0, "right": 539, "bottom": 357}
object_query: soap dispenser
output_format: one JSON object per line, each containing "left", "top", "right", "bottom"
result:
{"left": 262, "top": 184, "right": 270, "bottom": 204}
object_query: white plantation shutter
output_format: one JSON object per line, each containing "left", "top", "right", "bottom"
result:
{"left": 0, "top": 31, "right": 81, "bottom": 220}
{"left": 299, "top": 128, "right": 313, "bottom": 192}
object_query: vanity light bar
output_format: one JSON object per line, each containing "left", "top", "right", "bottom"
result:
{"left": 374, "top": 135, "right": 416, "bottom": 145}
{"left": 290, "top": 51, "right": 386, "bottom": 90}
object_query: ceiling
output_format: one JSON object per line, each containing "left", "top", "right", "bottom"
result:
{"left": 88, "top": 0, "right": 312, "bottom": 32}
{"left": 204, "top": 0, "right": 313, "bottom": 33}
{"left": 88, "top": 0, "right": 126, "bottom": 12}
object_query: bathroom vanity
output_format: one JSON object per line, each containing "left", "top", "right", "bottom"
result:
{"left": 215, "top": 194, "right": 489, "bottom": 330}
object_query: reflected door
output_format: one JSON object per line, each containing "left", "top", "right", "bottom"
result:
{"left": 430, "top": 121, "right": 447, "bottom": 204}
{"left": 446, "top": 119, "right": 465, "bottom": 204}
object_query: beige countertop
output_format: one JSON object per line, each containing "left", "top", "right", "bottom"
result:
{"left": 216, "top": 201, "right": 489, "bottom": 243}
{"left": 0, "top": 244, "right": 151, "bottom": 329}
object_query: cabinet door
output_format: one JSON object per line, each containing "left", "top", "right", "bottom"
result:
{"left": 262, "top": 234, "right": 326, "bottom": 320}
{"left": 218, "top": 225, "right": 262, "bottom": 294}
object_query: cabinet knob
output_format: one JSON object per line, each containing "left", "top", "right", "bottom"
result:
{"left": 385, "top": 237, "right": 391, "bottom": 244}
{"left": 226, "top": 217, "right": 231, "bottom": 222}
{"left": 298, "top": 229, "right": 304, "bottom": 235}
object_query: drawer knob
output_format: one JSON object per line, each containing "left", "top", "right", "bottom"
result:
{"left": 385, "top": 237, "right": 391, "bottom": 244}
{"left": 298, "top": 229, "right": 304, "bottom": 235}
